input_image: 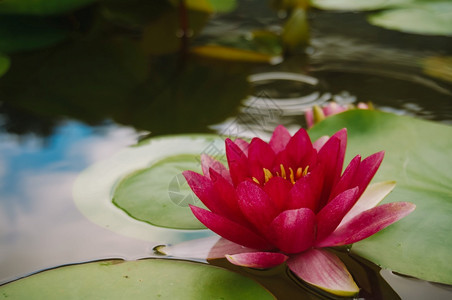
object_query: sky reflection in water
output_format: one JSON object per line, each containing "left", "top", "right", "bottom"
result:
{"left": 0, "top": 123, "right": 155, "bottom": 283}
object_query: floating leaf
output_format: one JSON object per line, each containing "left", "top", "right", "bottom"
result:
{"left": 311, "top": 0, "right": 411, "bottom": 11}
{"left": 74, "top": 135, "right": 227, "bottom": 239}
{"left": 191, "top": 45, "right": 282, "bottom": 64}
{"left": 309, "top": 110, "right": 452, "bottom": 285}
{"left": 0, "top": 54, "right": 10, "bottom": 77}
{"left": 368, "top": 2, "right": 452, "bottom": 36}
{"left": 0, "top": 259, "right": 274, "bottom": 299}
{"left": 0, "top": 0, "right": 96, "bottom": 15}
{"left": 113, "top": 154, "right": 206, "bottom": 229}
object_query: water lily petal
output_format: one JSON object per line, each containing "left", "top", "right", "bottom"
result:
{"left": 316, "top": 202, "right": 416, "bottom": 247}
{"left": 234, "top": 138, "right": 249, "bottom": 155}
{"left": 209, "top": 169, "right": 249, "bottom": 225}
{"left": 339, "top": 181, "right": 396, "bottom": 227}
{"left": 329, "top": 155, "right": 361, "bottom": 201}
{"left": 190, "top": 205, "right": 273, "bottom": 250}
{"left": 287, "top": 249, "right": 359, "bottom": 297}
{"left": 248, "top": 138, "right": 276, "bottom": 182}
{"left": 282, "top": 128, "right": 316, "bottom": 169}
{"left": 269, "top": 125, "right": 291, "bottom": 154}
{"left": 288, "top": 176, "right": 317, "bottom": 211}
{"left": 226, "top": 252, "right": 288, "bottom": 269}
{"left": 183, "top": 170, "right": 224, "bottom": 215}
{"left": 157, "top": 236, "right": 256, "bottom": 260}
{"left": 268, "top": 208, "right": 316, "bottom": 253}
{"left": 312, "top": 135, "right": 329, "bottom": 151}
{"left": 263, "top": 176, "right": 292, "bottom": 211}
{"left": 316, "top": 135, "right": 341, "bottom": 207}
{"left": 237, "top": 181, "right": 279, "bottom": 233}
{"left": 316, "top": 187, "right": 359, "bottom": 242}
{"left": 226, "top": 138, "right": 249, "bottom": 186}
{"left": 209, "top": 238, "right": 258, "bottom": 259}
{"left": 201, "top": 154, "right": 232, "bottom": 184}
{"left": 330, "top": 128, "right": 347, "bottom": 170}
{"left": 352, "top": 151, "right": 385, "bottom": 199}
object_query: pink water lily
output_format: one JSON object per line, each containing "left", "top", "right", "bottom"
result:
{"left": 305, "top": 101, "right": 371, "bottom": 128}
{"left": 182, "top": 125, "right": 415, "bottom": 296}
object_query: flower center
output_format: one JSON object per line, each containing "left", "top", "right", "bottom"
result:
{"left": 252, "top": 164, "right": 309, "bottom": 185}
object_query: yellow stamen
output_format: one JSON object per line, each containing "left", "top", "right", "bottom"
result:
{"left": 263, "top": 168, "right": 273, "bottom": 183}
{"left": 280, "top": 164, "right": 286, "bottom": 180}
{"left": 252, "top": 177, "right": 260, "bottom": 185}
{"left": 296, "top": 167, "right": 303, "bottom": 179}
{"left": 288, "top": 167, "right": 295, "bottom": 184}
{"left": 303, "top": 165, "right": 310, "bottom": 176}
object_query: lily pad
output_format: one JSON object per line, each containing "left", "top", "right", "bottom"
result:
{"left": 0, "top": 259, "right": 274, "bottom": 299}
{"left": 311, "top": 0, "right": 411, "bottom": 11}
{"left": 309, "top": 110, "right": 452, "bottom": 285}
{"left": 368, "top": 2, "right": 452, "bottom": 36}
{"left": 113, "top": 154, "right": 206, "bottom": 229}
{"left": 74, "top": 135, "right": 226, "bottom": 239}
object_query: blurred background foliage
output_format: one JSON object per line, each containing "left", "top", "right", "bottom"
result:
{"left": 0, "top": 0, "right": 451, "bottom": 137}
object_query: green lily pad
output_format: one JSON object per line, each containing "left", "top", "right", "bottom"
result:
{"left": 311, "top": 0, "right": 411, "bottom": 11}
{"left": 113, "top": 154, "right": 206, "bottom": 229}
{"left": 309, "top": 110, "right": 452, "bottom": 285}
{"left": 368, "top": 2, "right": 452, "bottom": 36}
{"left": 0, "top": 259, "right": 274, "bottom": 299}
{"left": 74, "top": 135, "right": 226, "bottom": 239}
{"left": 0, "top": 54, "right": 10, "bottom": 77}
{"left": 0, "top": 0, "right": 96, "bottom": 15}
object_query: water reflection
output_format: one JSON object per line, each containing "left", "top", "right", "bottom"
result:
{"left": 0, "top": 123, "right": 154, "bottom": 284}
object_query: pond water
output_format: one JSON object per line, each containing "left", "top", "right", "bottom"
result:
{"left": 1, "top": 0, "right": 452, "bottom": 299}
